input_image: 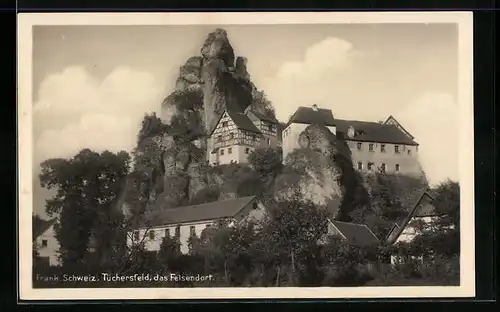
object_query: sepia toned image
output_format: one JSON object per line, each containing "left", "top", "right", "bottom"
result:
{"left": 18, "top": 12, "right": 475, "bottom": 300}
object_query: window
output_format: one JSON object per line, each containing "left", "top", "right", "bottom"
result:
{"left": 395, "top": 164, "right": 400, "bottom": 172}
{"left": 407, "top": 149, "right": 412, "bottom": 155}
{"left": 367, "top": 162, "right": 373, "bottom": 170}
{"left": 245, "top": 148, "right": 250, "bottom": 154}
{"left": 165, "top": 228, "right": 170, "bottom": 237}
{"left": 381, "top": 163, "right": 386, "bottom": 172}
{"left": 220, "top": 149, "right": 224, "bottom": 155}
{"left": 190, "top": 226, "right": 196, "bottom": 236}
{"left": 175, "top": 225, "right": 180, "bottom": 237}
{"left": 381, "top": 144, "right": 386, "bottom": 153}
{"left": 357, "top": 162, "right": 363, "bottom": 170}
{"left": 268, "top": 124, "right": 273, "bottom": 131}
{"left": 133, "top": 231, "right": 139, "bottom": 241}
{"left": 253, "top": 202, "right": 258, "bottom": 210}
{"left": 229, "top": 133, "right": 234, "bottom": 139}
{"left": 228, "top": 147, "right": 232, "bottom": 154}
{"left": 217, "top": 135, "right": 222, "bottom": 142}
{"left": 222, "top": 121, "right": 228, "bottom": 127}
{"left": 395, "top": 145, "right": 400, "bottom": 154}
{"left": 149, "top": 230, "right": 155, "bottom": 240}
{"left": 369, "top": 143, "right": 374, "bottom": 152}
{"left": 267, "top": 138, "right": 271, "bottom": 145}
{"left": 357, "top": 142, "right": 362, "bottom": 150}
{"left": 41, "top": 240, "right": 48, "bottom": 248}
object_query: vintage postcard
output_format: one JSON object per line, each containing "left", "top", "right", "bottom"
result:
{"left": 18, "top": 12, "right": 475, "bottom": 301}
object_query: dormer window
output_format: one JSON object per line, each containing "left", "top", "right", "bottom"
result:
{"left": 222, "top": 121, "right": 228, "bottom": 127}
{"left": 312, "top": 104, "right": 318, "bottom": 111}
{"left": 347, "top": 126, "right": 355, "bottom": 138}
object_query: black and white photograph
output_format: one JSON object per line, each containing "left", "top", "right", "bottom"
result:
{"left": 18, "top": 12, "right": 475, "bottom": 300}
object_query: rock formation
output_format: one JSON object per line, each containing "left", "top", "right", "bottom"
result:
{"left": 274, "top": 124, "right": 344, "bottom": 217}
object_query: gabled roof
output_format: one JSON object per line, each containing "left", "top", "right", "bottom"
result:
{"left": 384, "top": 115, "right": 414, "bottom": 140}
{"left": 334, "top": 119, "right": 419, "bottom": 146}
{"left": 209, "top": 110, "right": 262, "bottom": 136}
{"left": 33, "top": 218, "right": 57, "bottom": 241}
{"left": 286, "top": 106, "right": 336, "bottom": 128}
{"left": 330, "top": 220, "right": 379, "bottom": 247}
{"left": 247, "top": 109, "right": 279, "bottom": 124}
{"left": 386, "top": 189, "right": 443, "bottom": 244}
{"left": 142, "top": 196, "right": 258, "bottom": 228}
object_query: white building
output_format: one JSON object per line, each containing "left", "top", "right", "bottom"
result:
{"left": 282, "top": 104, "right": 423, "bottom": 176}
{"left": 385, "top": 190, "right": 454, "bottom": 265}
{"left": 207, "top": 109, "right": 279, "bottom": 166}
{"left": 282, "top": 104, "right": 337, "bottom": 159}
{"left": 33, "top": 217, "right": 61, "bottom": 267}
{"left": 128, "top": 196, "right": 267, "bottom": 254}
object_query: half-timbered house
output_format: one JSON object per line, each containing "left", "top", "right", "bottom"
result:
{"left": 207, "top": 110, "right": 265, "bottom": 165}
{"left": 244, "top": 107, "right": 280, "bottom": 149}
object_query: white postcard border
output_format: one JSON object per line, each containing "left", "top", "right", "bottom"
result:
{"left": 17, "top": 11, "right": 475, "bottom": 300}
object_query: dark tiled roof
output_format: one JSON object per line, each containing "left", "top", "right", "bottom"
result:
{"left": 386, "top": 189, "right": 443, "bottom": 244}
{"left": 330, "top": 220, "right": 379, "bottom": 247}
{"left": 144, "top": 196, "right": 257, "bottom": 228}
{"left": 335, "top": 119, "right": 419, "bottom": 146}
{"left": 33, "top": 218, "right": 57, "bottom": 241}
{"left": 287, "top": 106, "right": 336, "bottom": 127}
{"left": 210, "top": 110, "right": 262, "bottom": 135}
{"left": 226, "top": 111, "right": 262, "bottom": 134}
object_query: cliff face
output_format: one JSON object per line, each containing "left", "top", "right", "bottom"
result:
{"left": 144, "top": 29, "right": 268, "bottom": 215}
{"left": 274, "top": 124, "right": 344, "bottom": 217}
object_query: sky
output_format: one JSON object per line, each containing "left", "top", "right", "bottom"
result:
{"left": 32, "top": 23, "right": 459, "bottom": 218}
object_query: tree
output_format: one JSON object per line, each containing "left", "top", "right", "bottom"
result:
{"left": 39, "top": 149, "right": 131, "bottom": 267}
{"left": 248, "top": 148, "right": 283, "bottom": 180}
{"left": 431, "top": 180, "right": 460, "bottom": 232}
{"left": 137, "top": 112, "right": 167, "bottom": 146}
{"left": 32, "top": 214, "right": 45, "bottom": 241}
{"left": 256, "top": 188, "right": 331, "bottom": 286}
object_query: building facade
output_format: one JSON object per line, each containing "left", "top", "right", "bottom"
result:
{"left": 33, "top": 218, "right": 61, "bottom": 267}
{"left": 207, "top": 109, "right": 279, "bottom": 166}
{"left": 128, "top": 196, "right": 267, "bottom": 254}
{"left": 282, "top": 104, "right": 337, "bottom": 158}
{"left": 385, "top": 190, "right": 454, "bottom": 265}
{"left": 282, "top": 104, "right": 423, "bottom": 177}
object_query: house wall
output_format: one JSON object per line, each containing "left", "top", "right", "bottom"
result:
{"left": 128, "top": 199, "right": 268, "bottom": 254}
{"left": 208, "top": 111, "right": 261, "bottom": 165}
{"left": 35, "top": 224, "right": 61, "bottom": 267}
{"left": 127, "top": 219, "right": 218, "bottom": 255}
{"left": 282, "top": 123, "right": 308, "bottom": 160}
{"left": 395, "top": 216, "right": 435, "bottom": 244}
{"left": 346, "top": 140, "right": 423, "bottom": 176}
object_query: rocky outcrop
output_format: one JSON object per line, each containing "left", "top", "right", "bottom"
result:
{"left": 274, "top": 124, "right": 344, "bottom": 217}
{"left": 146, "top": 28, "right": 261, "bottom": 216}
{"left": 200, "top": 29, "right": 253, "bottom": 132}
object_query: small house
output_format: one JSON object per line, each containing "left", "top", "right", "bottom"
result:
{"left": 128, "top": 195, "right": 267, "bottom": 254}
{"left": 33, "top": 217, "right": 61, "bottom": 267}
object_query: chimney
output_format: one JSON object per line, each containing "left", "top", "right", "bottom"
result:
{"left": 312, "top": 104, "right": 318, "bottom": 111}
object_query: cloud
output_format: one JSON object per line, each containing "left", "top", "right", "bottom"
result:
{"left": 393, "top": 92, "right": 459, "bottom": 185}
{"left": 256, "top": 37, "right": 360, "bottom": 121}
{"left": 34, "top": 66, "right": 165, "bottom": 166}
